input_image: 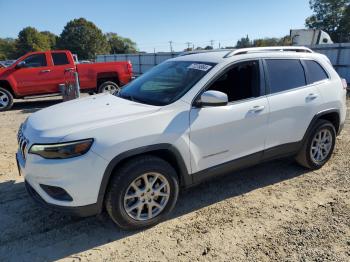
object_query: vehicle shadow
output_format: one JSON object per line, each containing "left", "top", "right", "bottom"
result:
{"left": 0, "top": 158, "right": 308, "bottom": 261}
{"left": 12, "top": 98, "right": 63, "bottom": 114}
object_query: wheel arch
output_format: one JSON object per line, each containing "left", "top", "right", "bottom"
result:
{"left": 303, "top": 109, "right": 341, "bottom": 143}
{"left": 0, "top": 80, "right": 16, "bottom": 97}
{"left": 96, "top": 72, "right": 120, "bottom": 89}
{"left": 95, "top": 144, "right": 192, "bottom": 213}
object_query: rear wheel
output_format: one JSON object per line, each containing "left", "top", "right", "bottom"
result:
{"left": 105, "top": 156, "right": 179, "bottom": 230}
{"left": 97, "top": 81, "right": 120, "bottom": 95}
{"left": 0, "top": 87, "right": 14, "bottom": 111}
{"left": 296, "top": 120, "right": 336, "bottom": 169}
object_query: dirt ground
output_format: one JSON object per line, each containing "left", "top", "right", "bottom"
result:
{"left": 0, "top": 96, "right": 349, "bottom": 262}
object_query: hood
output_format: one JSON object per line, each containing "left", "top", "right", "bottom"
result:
{"left": 24, "top": 94, "right": 160, "bottom": 142}
{"left": 0, "top": 67, "right": 7, "bottom": 74}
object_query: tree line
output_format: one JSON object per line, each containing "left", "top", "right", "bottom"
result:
{"left": 0, "top": 18, "right": 137, "bottom": 60}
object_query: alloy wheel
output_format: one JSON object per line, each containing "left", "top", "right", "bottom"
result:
{"left": 102, "top": 84, "right": 119, "bottom": 94}
{"left": 310, "top": 128, "right": 333, "bottom": 163}
{"left": 0, "top": 90, "right": 9, "bottom": 109}
{"left": 123, "top": 172, "right": 170, "bottom": 221}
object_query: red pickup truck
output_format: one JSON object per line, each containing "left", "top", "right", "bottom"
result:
{"left": 0, "top": 50, "right": 133, "bottom": 111}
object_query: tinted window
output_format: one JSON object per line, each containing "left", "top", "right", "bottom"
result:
{"left": 118, "top": 61, "right": 215, "bottom": 106}
{"left": 52, "top": 53, "right": 69, "bottom": 65}
{"left": 23, "top": 54, "right": 47, "bottom": 67}
{"left": 266, "top": 59, "right": 306, "bottom": 93}
{"left": 304, "top": 60, "right": 328, "bottom": 84}
{"left": 208, "top": 60, "right": 260, "bottom": 102}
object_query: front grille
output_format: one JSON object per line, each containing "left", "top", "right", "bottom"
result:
{"left": 17, "top": 124, "right": 29, "bottom": 161}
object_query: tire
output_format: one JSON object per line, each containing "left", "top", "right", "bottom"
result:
{"left": 105, "top": 155, "right": 179, "bottom": 230}
{"left": 97, "top": 81, "right": 120, "bottom": 94}
{"left": 0, "top": 87, "right": 14, "bottom": 111}
{"left": 296, "top": 119, "right": 336, "bottom": 169}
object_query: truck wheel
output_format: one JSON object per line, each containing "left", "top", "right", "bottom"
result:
{"left": 296, "top": 120, "right": 336, "bottom": 169}
{"left": 98, "top": 81, "right": 120, "bottom": 94}
{"left": 105, "top": 155, "right": 179, "bottom": 230}
{"left": 0, "top": 87, "right": 14, "bottom": 111}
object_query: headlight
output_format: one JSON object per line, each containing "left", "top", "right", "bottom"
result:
{"left": 29, "top": 139, "right": 94, "bottom": 159}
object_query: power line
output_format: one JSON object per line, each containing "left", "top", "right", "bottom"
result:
{"left": 185, "top": 42, "right": 192, "bottom": 49}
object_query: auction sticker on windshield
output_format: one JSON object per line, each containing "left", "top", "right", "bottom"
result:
{"left": 187, "top": 63, "right": 212, "bottom": 71}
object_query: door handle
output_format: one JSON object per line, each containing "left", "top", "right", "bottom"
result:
{"left": 40, "top": 69, "right": 51, "bottom": 73}
{"left": 250, "top": 105, "right": 265, "bottom": 112}
{"left": 306, "top": 93, "right": 318, "bottom": 100}
{"left": 64, "top": 67, "right": 75, "bottom": 72}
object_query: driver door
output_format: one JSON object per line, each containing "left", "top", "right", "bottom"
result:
{"left": 12, "top": 52, "right": 53, "bottom": 96}
{"left": 189, "top": 60, "right": 269, "bottom": 177}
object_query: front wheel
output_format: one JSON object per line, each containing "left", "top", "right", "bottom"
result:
{"left": 105, "top": 156, "right": 179, "bottom": 230}
{"left": 296, "top": 120, "right": 336, "bottom": 169}
{"left": 0, "top": 87, "right": 14, "bottom": 111}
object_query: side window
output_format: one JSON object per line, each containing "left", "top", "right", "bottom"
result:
{"left": 23, "top": 54, "right": 47, "bottom": 67}
{"left": 52, "top": 53, "right": 69, "bottom": 65}
{"left": 304, "top": 60, "right": 328, "bottom": 84}
{"left": 265, "top": 59, "right": 306, "bottom": 93}
{"left": 207, "top": 60, "right": 261, "bottom": 102}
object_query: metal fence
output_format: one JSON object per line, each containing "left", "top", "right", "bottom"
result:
{"left": 96, "top": 44, "right": 350, "bottom": 83}
{"left": 96, "top": 52, "right": 180, "bottom": 75}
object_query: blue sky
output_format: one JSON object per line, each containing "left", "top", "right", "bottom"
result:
{"left": 0, "top": 0, "right": 312, "bottom": 52}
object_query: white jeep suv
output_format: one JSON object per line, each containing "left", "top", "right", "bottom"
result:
{"left": 16, "top": 47, "right": 347, "bottom": 229}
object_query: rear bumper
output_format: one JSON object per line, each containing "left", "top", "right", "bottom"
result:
{"left": 25, "top": 180, "right": 99, "bottom": 217}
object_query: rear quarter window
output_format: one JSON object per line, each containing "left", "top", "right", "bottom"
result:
{"left": 303, "top": 60, "right": 329, "bottom": 84}
{"left": 52, "top": 53, "right": 69, "bottom": 65}
{"left": 265, "top": 59, "right": 306, "bottom": 94}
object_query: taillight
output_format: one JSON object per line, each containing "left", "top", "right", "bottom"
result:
{"left": 341, "top": 78, "right": 348, "bottom": 89}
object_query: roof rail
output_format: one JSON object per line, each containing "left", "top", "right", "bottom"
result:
{"left": 178, "top": 49, "right": 234, "bottom": 57}
{"left": 223, "top": 46, "right": 313, "bottom": 58}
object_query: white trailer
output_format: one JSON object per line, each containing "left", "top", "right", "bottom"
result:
{"left": 290, "top": 29, "right": 333, "bottom": 45}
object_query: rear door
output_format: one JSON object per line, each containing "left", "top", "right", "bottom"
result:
{"left": 264, "top": 58, "right": 324, "bottom": 150}
{"left": 48, "top": 51, "right": 76, "bottom": 93}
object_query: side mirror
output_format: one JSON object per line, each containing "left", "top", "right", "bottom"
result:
{"left": 195, "top": 90, "right": 228, "bottom": 107}
{"left": 15, "top": 61, "right": 26, "bottom": 69}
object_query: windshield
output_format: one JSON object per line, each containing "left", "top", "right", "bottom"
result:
{"left": 117, "top": 61, "right": 216, "bottom": 106}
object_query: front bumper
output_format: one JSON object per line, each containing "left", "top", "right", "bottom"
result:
{"left": 24, "top": 180, "right": 99, "bottom": 217}
{"left": 17, "top": 147, "right": 109, "bottom": 215}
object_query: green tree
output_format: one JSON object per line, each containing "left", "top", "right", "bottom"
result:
{"left": 252, "top": 36, "right": 291, "bottom": 47}
{"left": 41, "top": 31, "right": 58, "bottom": 49}
{"left": 15, "top": 27, "right": 50, "bottom": 57}
{"left": 306, "top": 0, "right": 350, "bottom": 42}
{"left": 338, "top": 5, "right": 350, "bottom": 41}
{"left": 105, "top": 33, "right": 137, "bottom": 54}
{"left": 204, "top": 45, "right": 213, "bottom": 50}
{"left": 0, "top": 38, "right": 16, "bottom": 60}
{"left": 235, "top": 35, "right": 252, "bottom": 48}
{"left": 58, "top": 18, "right": 110, "bottom": 59}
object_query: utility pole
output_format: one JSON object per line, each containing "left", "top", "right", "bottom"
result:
{"left": 185, "top": 42, "right": 192, "bottom": 50}
{"left": 210, "top": 40, "right": 215, "bottom": 48}
{"left": 168, "top": 41, "right": 173, "bottom": 52}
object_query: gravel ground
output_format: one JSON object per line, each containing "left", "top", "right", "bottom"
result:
{"left": 0, "top": 96, "right": 349, "bottom": 262}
